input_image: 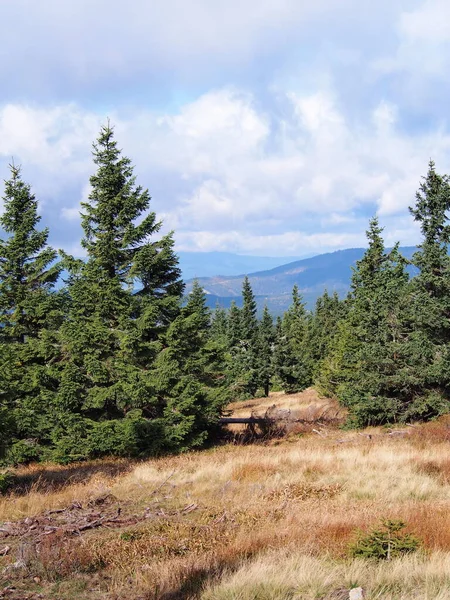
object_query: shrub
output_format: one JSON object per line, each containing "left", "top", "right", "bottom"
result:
{"left": 5, "top": 439, "right": 41, "bottom": 465}
{"left": 0, "top": 471, "right": 16, "bottom": 494}
{"left": 349, "top": 520, "right": 420, "bottom": 560}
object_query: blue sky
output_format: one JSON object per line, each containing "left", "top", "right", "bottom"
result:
{"left": 0, "top": 0, "right": 449, "bottom": 257}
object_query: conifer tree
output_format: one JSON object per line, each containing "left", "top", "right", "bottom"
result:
{"left": 155, "top": 281, "right": 229, "bottom": 450}
{"left": 274, "top": 285, "right": 312, "bottom": 393}
{"left": 224, "top": 279, "right": 260, "bottom": 398}
{"left": 210, "top": 303, "right": 228, "bottom": 342}
{"left": 237, "top": 277, "right": 259, "bottom": 397}
{"left": 241, "top": 276, "right": 258, "bottom": 342}
{"left": 330, "top": 218, "right": 412, "bottom": 425}
{"left": 227, "top": 300, "right": 242, "bottom": 349}
{"left": 0, "top": 165, "right": 62, "bottom": 342}
{"left": 307, "top": 290, "right": 344, "bottom": 377}
{"left": 55, "top": 123, "right": 186, "bottom": 460}
{"left": 405, "top": 161, "right": 450, "bottom": 418}
{"left": 257, "top": 305, "right": 275, "bottom": 397}
{"left": 0, "top": 165, "right": 63, "bottom": 459}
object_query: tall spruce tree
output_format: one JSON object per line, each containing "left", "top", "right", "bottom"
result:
{"left": 210, "top": 303, "right": 228, "bottom": 341}
{"left": 224, "top": 279, "right": 260, "bottom": 399}
{"left": 405, "top": 161, "right": 450, "bottom": 419}
{"left": 307, "top": 290, "right": 344, "bottom": 377}
{"left": 237, "top": 277, "right": 259, "bottom": 397}
{"left": 274, "top": 285, "right": 312, "bottom": 393}
{"left": 328, "top": 218, "right": 412, "bottom": 426}
{"left": 0, "top": 165, "right": 63, "bottom": 459}
{"left": 0, "top": 165, "right": 62, "bottom": 342}
{"left": 241, "top": 276, "right": 258, "bottom": 343}
{"left": 257, "top": 305, "right": 275, "bottom": 397}
{"left": 155, "top": 281, "right": 229, "bottom": 450}
{"left": 55, "top": 123, "right": 187, "bottom": 460}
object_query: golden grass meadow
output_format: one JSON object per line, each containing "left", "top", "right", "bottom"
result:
{"left": 1, "top": 389, "right": 450, "bottom": 600}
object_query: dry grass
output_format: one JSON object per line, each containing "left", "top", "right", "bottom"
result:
{"left": 201, "top": 549, "right": 450, "bottom": 600}
{"left": 0, "top": 459, "right": 134, "bottom": 522}
{"left": 226, "top": 388, "right": 346, "bottom": 436}
{"left": 1, "top": 391, "right": 450, "bottom": 599}
{"left": 227, "top": 388, "right": 326, "bottom": 416}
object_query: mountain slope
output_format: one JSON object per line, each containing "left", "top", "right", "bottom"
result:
{"left": 186, "top": 246, "right": 417, "bottom": 313}
{"left": 177, "top": 251, "right": 301, "bottom": 280}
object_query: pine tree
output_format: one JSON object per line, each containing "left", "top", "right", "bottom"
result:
{"left": 232, "top": 277, "right": 259, "bottom": 397}
{"left": 55, "top": 123, "right": 185, "bottom": 460}
{"left": 405, "top": 161, "right": 450, "bottom": 419}
{"left": 307, "top": 290, "right": 344, "bottom": 375}
{"left": 0, "top": 165, "right": 63, "bottom": 460}
{"left": 222, "top": 279, "right": 261, "bottom": 399}
{"left": 331, "top": 218, "right": 412, "bottom": 426}
{"left": 241, "top": 276, "right": 258, "bottom": 343}
{"left": 257, "top": 305, "right": 275, "bottom": 397}
{"left": 156, "top": 281, "right": 229, "bottom": 450}
{"left": 210, "top": 303, "right": 228, "bottom": 342}
{"left": 0, "top": 165, "right": 62, "bottom": 342}
{"left": 227, "top": 301, "right": 242, "bottom": 349}
{"left": 274, "top": 285, "right": 312, "bottom": 393}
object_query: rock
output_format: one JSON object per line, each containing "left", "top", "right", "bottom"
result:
{"left": 349, "top": 587, "right": 365, "bottom": 600}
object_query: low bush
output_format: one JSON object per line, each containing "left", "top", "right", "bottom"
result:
{"left": 0, "top": 471, "right": 16, "bottom": 494}
{"left": 350, "top": 519, "right": 420, "bottom": 560}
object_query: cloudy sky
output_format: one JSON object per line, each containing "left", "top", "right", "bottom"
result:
{"left": 0, "top": 0, "right": 449, "bottom": 257}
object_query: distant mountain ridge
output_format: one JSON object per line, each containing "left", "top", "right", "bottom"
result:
{"left": 177, "top": 251, "right": 302, "bottom": 280}
{"left": 184, "top": 246, "right": 417, "bottom": 315}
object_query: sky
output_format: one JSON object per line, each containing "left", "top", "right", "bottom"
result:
{"left": 0, "top": 0, "right": 449, "bottom": 258}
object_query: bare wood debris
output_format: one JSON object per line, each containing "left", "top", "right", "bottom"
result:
{"left": 0, "top": 492, "right": 197, "bottom": 546}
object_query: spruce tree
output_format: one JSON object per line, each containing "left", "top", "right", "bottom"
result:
{"left": 231, "top": 277, "right": 259, "bottom": 397}
{"left": 0, "top": 165, "right": 63, "bottom": 460}
{"left": 241, "top": 276, "right": 258, "bottom": 342}
{"left": 55, "top": 123, "right": 185, "bottom": 460}
{"left": 307, "top": 290, "right": 344, "bottom": 378}
{"left": 0, "top": 165, "right": 62, "bottom": 342}
{"left": 223, "top": 279, "right": 260, "bottom": 399}
{"left": 257, "top": 305, "right": 275, "bottom": 397}
{"left": 330, "top": 218, "right": 412, "bottom": 426}
{"left": 274, "top": 285, "right": 312, "bottom": 393}
{"left": 405, "top": 161, "right": 450, "bottom": 419}
{"left": 210, "top": 303, "right": 228, "bottom": 342}
{"left": 227, "top": 301, "right": 242, "bottom": 349}
{"left": 155, "top": 281, "right": 229, "bottom": 450}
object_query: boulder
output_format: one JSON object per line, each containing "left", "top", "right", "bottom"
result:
{"left": 349, "top": 587, "right": 365, "bottom": 600}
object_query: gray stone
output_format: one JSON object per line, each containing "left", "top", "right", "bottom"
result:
{"left": 349, "top": 587, "right": 364, "bottom": 600}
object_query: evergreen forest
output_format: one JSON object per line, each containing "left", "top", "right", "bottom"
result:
{"left": 1, "top": 124, "right": 450, "bottom": 465}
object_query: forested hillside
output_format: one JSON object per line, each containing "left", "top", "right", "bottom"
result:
{"left": 1, "top": 125, "right": 450, "bottom": 466}
{"left": 185, "top": 246, "right": 417, "bottom": 314}
{"left": 177, "top": 251, "right": 302, "bottom": 280}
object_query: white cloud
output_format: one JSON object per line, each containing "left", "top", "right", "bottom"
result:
{"left": 373, "top": 0, "right": 450, "bottom": 90}
{"left": 60, "top": 207, "right": 80, "bottom": 221}
{"left": 158, "top": 89, "right": 269, "bottom": 174}
{"left": 0, "top": 0, "right": 386, "bottom": 93}
{"left": 0, "top": 104, "right": 99, "bottom": 205}
{"left": 173, "top": 229, "right": 368, "bottom": 255}
{"left": 1, "top": 87, "right": 449, "bottom": 255}
{"left": 400, "top": 0, "right": 450, "bottom": 44}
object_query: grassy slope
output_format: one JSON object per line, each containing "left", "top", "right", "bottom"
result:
{"left": 1, "top": 390, "right": 450, "bottom": 599}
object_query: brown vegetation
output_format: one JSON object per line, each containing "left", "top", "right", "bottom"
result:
{"left": 1, "top": 390, "right": 450, "bottom": 599}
